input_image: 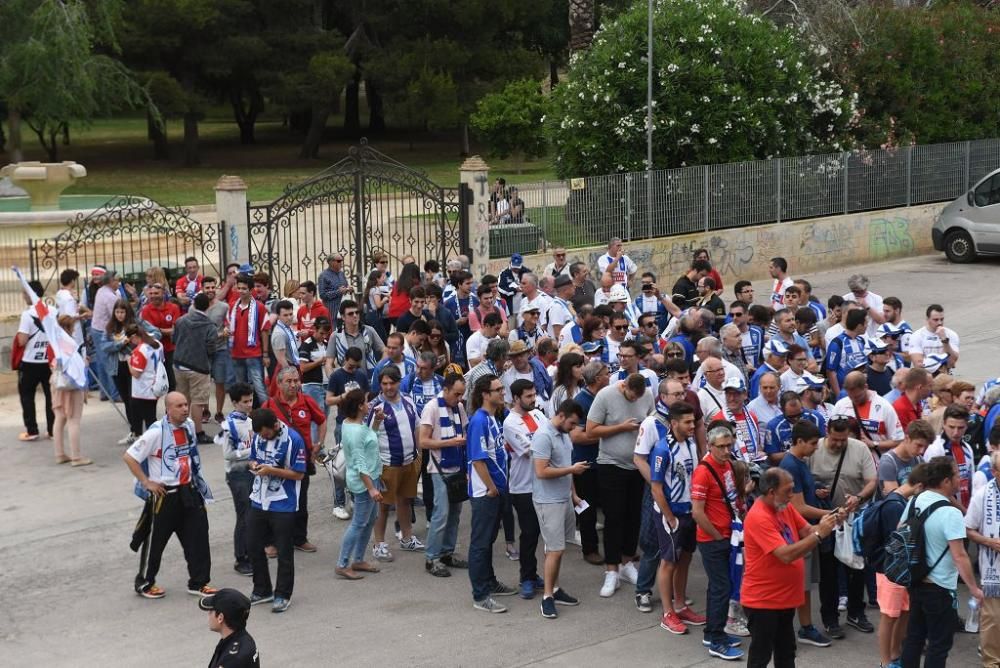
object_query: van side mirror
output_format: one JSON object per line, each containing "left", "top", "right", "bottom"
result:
{"left": 968, "top": 191, "right": 975, "bottom": 207}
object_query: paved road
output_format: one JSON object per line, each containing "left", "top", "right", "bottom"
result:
{"left": 2, "top": 254, "right": 995, "bottom": 667}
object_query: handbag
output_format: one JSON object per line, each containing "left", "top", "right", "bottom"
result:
{"left": 817, "top": 443, "right": 847, "bottom": 552}
{"left": 435, "top": 450, "right": 468, "bottom": 504}
{"left": 324, "top": 443, "right": 347, "bottom": 486}
{"left": 834, "top": 512, "right": 864, "bottom": 569}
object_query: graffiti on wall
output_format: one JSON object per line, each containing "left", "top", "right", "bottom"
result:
{"left": 661, "top": 232, "right": 761, "bottom": 279}
{"left": 869, "top": 217, "right": 915, "bottom": 259}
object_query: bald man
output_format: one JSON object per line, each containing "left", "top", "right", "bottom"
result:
{"left": 125, "top": 391, "right": 216, "bottom": 599}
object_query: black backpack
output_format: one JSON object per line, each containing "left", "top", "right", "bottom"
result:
{"left": 882, "top": 495, "right": 951, "bottom": 588}
{"left": 858, "top": 492, "right": 906, "bottom": 571}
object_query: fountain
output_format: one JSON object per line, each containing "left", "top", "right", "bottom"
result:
{"left": 0, "top": 161, "right": 88, "bottom": 211}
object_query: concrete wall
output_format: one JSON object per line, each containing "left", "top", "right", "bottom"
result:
{"left": 485, "top": 203, "right": 941, "bottom": 284}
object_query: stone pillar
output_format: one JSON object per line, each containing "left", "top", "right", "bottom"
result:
{"left": 459, "top": 156, "right": 490, "bottom": 279}
{"left": 215, "top": 175, "right": 248, "bottom": 265}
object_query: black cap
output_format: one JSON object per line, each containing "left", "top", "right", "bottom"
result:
{"left": 554, "top": 274, "right": 573, "bottom": 289}
{"left": 199, "top": 588, "right": 251, "bottom": 627}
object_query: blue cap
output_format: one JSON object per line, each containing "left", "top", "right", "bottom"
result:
{"left": 877, "top": 322, "right": 903, "bottom": 338}
{"left": 238, "top": 263, "right": 254, "bottom": 275}
{"left": 922, "top": 354, "right": 949, "bottom": 374}
{"left": 766, "top": 339, "right": 789, "bottom": 357}
{"left": 722, "top": 376, "right": 747, "bottom": 393}
{"left": 794, "top": 372, "right": 826, "bottom": 393}
{"left": 867, "top": 337, "right": 890, "bottom": 355}
{"left": 511, "top": 253, "right": 523, "bottom": 268}
{"left": 581, "top": 340, "right": 603, "bottom": 354}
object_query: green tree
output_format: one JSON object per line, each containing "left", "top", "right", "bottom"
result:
{"left": 546, "top": 0, "right": 856, "bottom": 177}
{"left": 0, "top": 0, "right": 148, "bottom": 162}
{"left": 470, "top": 79, "right": 547, "bottom": 172}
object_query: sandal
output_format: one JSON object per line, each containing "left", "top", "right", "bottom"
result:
{"left": 334, "top": 566, "right": 364, "bottom": 580}
{"left": 18, "top": 432, "right": 39, "bottom": 442}
{"left": 70, "top": 458, "right": 93, "bottom": 467}
{"left": 350, "top": 561, "right": 381, "bottom": 573}
{"left": 55, "top": 455, "right": 71, "bottom": 464}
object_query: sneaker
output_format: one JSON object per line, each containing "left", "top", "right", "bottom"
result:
{"left": 676, "top": 607, "right": 707, "bottom": 626}
{"left": 492, "top": 581, "right": 517, "bottom": 597}
{"left": 332, "top": 506, "right": 350, "bottom": 520}
{"left": 725, "top": 617, "right": 750, "bottom": 637}
{"left": 707, "top": 644, "right": 744, "bottom": 661}
{"left": 846, "top": 614, "right": 874, "bottom": 633}
{"left": 372, "top": 542, "right": 394, "bottom": 562}
{"left": 519, "top": 580, "right": 536, "bottom": 600}
{"left": 394, "top": 528, "right": 403, "bottom": 541}
{"left": 196, "top": 431, "right": 213, "bottom": 445}
{"left": 702, "top": 634, "right": 742, "bottom": 648}
{"left": 233, "top": 561, "right": 253, "bottom": 576}
{"left": 427, "top": 560, "right": 451, "bottom": 578}
{"left": 583, "top": 551, "right": 604, "bottom": 565}
{"left": 552, "top": 588, "right": 579, "bottom": 606}
{"left": 271, "top": 597, "right": 291, "bottom": 613}
{"left": 294, "top": 541, "right": 318, "bottom": 553}
{"left": 214, "top": 412, "right": 225, "bottom": 424}
{"left": 798, "top": 624, "right": 832, "bottom": 647}
{"left": 138, "top": 585, "right": 165, "bottom": 599}
{"left": 529, "top": 576, "right": 545, "bottom": 590}
{"left": 117, "top": 432, "right": 135, "bottom": 445}
{"left": 440, "top": 554, "right": 468, "bottom": 569}
{"left": 473, "top": 596, "right": 507, "bottom": 613}
{"left": 399, "top": 535, "right": 426, "bottom": 551}
{"left": 541, "top": 596, "right": 558, "bottom": 619}
{"left": 202, "top": 407, "right": 212, "bottom": 421}
{"left": 660, "top": 611, "right": 688, "bottom": 635}
{"left": 619, "top": 561, "right": 639, "bottom": 585}
{"left": 635, "top": 592, "right": 653, "bottom": 613}
{"left": 599, "top": 571, "right": 620, "bottom": 598}
{"left": 187, "top": 584, "right": 217, "bottom": 597}
{"left": 505, "top": 544, "right": 519, "bottom": 561}
{"left": 824, "top": 624, "right": 845, "bottom": 640}
{"left": 838, "top": 595, "right": 847, "bottom": 611}
{"left": 250, "top": 592, "right": 273, "bottom": 606}
{"left": 885, "top": 660, "right": 902, "bottom": 668}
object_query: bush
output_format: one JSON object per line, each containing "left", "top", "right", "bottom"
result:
{"left": 470, "top": 79, "right": 547, "bottom": 172}
{"left": 545, "top": 0, "right": 856, "bottom": 178}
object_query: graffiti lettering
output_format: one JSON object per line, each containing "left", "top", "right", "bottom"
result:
{"left": 869, "top": 217, "right": 914, "bottom": 259}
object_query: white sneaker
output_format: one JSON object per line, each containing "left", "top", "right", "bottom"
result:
{"left": 838, "top": 596, "right": 847, "bottom": 612}
{"left": 725, "top": 617, "right": 750, "bottom": 637}
{"left": 567, "top": 530, "right": 582, "bottom": 546}
{"left": 619, "top": 561, "right": 639, "bottom": 585}
{"left": 599, "top": 571, "right": 620, "bottom": 598}
{"left": 332, "top": 506, "right": 350, "bottom": 520}
{"left": 117, "top": 432, "right": 135, "bottom": 445}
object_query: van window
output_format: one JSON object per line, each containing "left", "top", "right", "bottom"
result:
{"left": 973, "top": 174, "right": 1000, "bottom": 207}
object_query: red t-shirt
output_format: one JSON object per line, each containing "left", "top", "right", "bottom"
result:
{"left": 387, "top": 284, "right": 411, "bottom": 319}
{"left": 707, "top": 268, "right": 724, "bottom": 293}
{"left": 263, "top": 393, "right": 326, "bottom": 454}
{"left": 892, "top": 393, "right": 921, "bottom": 430}
{"left": 229, "top": 299, "right": 266, "bottom": 359}
{"left": 690, "top": 455, "right": 737, "bottom": 542}
{"left": 741, "top": 500, "right": 809, "bottom": 610}
{"left": 174, "top": 274, "right": 203, "bottom": 299}
{"left": 296, "top": 301, "right": 330, "bottom": 336}
{"left": 141, "top": 302, "right": 182, "bottom": 352}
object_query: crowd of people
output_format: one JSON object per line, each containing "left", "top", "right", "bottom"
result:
{"left": 14, "top": 239, "right": 1000, "bottom": 667}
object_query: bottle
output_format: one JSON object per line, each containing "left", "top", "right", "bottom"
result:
{"left": 965, "top": 597, "right": 980, "bottom": 634}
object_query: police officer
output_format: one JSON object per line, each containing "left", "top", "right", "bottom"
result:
{"left": 200, "top": 588, "right": 260, "bottom": 667}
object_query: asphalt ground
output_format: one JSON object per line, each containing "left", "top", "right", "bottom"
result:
{"left": 1, "top": 253, "right": 996, "bottom": 667}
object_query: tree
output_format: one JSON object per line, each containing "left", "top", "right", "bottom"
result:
{"left": 568, "top": 0, "right": 595, "bottom": 53}
{"left": 0, "top": 0, "right": 148, "bottom": 162}
{"left": 470, "top": 79, "right": 547, "bottom": 172}
{"left": 546, "top": 0, "right": 857, "bottom": 177}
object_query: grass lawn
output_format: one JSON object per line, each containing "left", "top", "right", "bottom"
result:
{"left": 8, "top": 116, "right": 559, "bottom": 206}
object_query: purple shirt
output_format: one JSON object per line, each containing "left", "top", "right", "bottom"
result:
{"left": 91, "top": 285, "right": 118, "bottom": 332}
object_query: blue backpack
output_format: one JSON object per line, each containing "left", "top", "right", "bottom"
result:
{"left": 882, "top": 495, "right": 951, "bottom": 587}
{"left": 854, "top": 492, "right": 907, "bottom": 570}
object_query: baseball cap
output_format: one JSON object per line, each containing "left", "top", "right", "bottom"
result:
{"left": 519, "top": 301, "right": 541, "bottom": 316}
{"left": 794, "top": 372, "right": 826, "bottom": 393}
{"left": 608, "top": 285, "right": 630, "bottom": 303}
{"left": 554, "top": 274, "right": 573, "bottom": 289}
{"left": 877, "top": 322, "right": 903, "bottom": 338}
{"left": 722, "top": 376, "right": 747, "bottom": 393}
{"left": 766, "top": 339, "right": 789, "bottom": 357}
{"left": 922, "top": 354, "right": 949, "bottom": 374}
{"left": 866, "top": 337, "right": 890, "bottom": 355}
{"left": 511, "top": 253, "right": 523, "bottom": 268}
{"left": 198, "top": 588, "right": 250, "bottom": 627}
{"left": 238, "top": 263, "right": 254, "bottom": 275}
{"left": 581, "top": 340, "right": 604, "bottom": 354}
{"left": 509, "top": 339, "right": 532, "bottom": 356}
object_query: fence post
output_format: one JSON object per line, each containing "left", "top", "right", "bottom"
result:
{"left": 842, "top": 151, "right": 850, "bottom": 215}
{"left": 775, "top": 159, "right": 782, "bottom": 224}
{"left": 459, "top": 156, "right": 490, "bottom": 277}
{"left": 625, "top": 173, "right": 633, "bottom": 242}
{"left": 703, "top": 165, "right": 710, "bottom": 232}
{"left": 646, "top": 171, "right": 653, "bottom": 240}
{"left": 541, "top": 181, "right": 548, "bottom": 252}
{"left": 963, "top": 140, "right": 971, "bottom": 189}
{"left": 215, "top": 175, "right": 248, "bottom": 265}
{"left": 905, "top": 145, "right": 912, "bottom": 207}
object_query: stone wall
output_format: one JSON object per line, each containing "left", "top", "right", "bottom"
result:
{"left": 484, "top": 203, "right": 940, "bottom": 284}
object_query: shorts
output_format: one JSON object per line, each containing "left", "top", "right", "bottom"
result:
{"left": 876, "top": 572, "right": 909, "bottom": 618}
{"left": 175, "top": 368, "right": 211, "bottom": 405}
{"left": 534, "top": 501, "right": 576, "bottom": 553}
{"left": 802, "top": 550, "right": 818, "bottom": 589}
{"left": 211, "top": 348, "right": 234, "bottom": 385}
{"left": 655, "top": 512, "right": 696, "bottom": 563}
{"left": 380, "top": 456, "right": 421, "bottom": 505}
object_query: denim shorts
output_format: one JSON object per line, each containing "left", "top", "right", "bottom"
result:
{"left": 211, "top": 348, "right": 235, "bottom": 385}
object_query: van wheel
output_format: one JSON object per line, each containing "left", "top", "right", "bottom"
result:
{"left": 943, "top": 231, "right": 976, "bottom": 263}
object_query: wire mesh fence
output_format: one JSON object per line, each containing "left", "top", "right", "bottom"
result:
{"left": 490, "top": 138, "right": 1000, "bottom": 258}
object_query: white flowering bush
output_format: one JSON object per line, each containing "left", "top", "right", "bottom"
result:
{"left": 546, "top": 0, "right": 857, "bottom": 178}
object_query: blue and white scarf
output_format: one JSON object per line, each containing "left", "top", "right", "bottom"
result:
{"left": 435, "top": 392, "right": 466, "bottom": 470}
{"left": 228, "top": 298, "right": 259, "bottom": 350}
{"left": 979, "top": 479, "right": 1000, "bottom": 598}
{"left": 133, "top": 417, "right": 213, "bottom": 503}
{"left": 514, "top": 325, "right": 541, "bottom": 349}
{"left": 274, "top": 320, "right": 299, "bottom": 367}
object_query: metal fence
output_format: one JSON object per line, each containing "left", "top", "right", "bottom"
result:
{"left": 491, "top": 138, "right": 1000, "bottom": 258}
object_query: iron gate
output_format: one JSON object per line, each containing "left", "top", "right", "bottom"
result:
{"left": 247, "top": 140, "right": 469, "bottom": 292}
{"left": 28, "top": 195, "right": 224, "bottom": 291}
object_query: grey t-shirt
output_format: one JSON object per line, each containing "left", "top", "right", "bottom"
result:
{"left": 531, "top": 422, "right": 574, "bottom": 503}
{"left": 589, "top": 384, "right": 654, "bottom": 470}
{"left": 205, "top": 301, "right": 229, "bottom": 327}
{"left": 877, "top": 450, "right": 922, "bottom": 497}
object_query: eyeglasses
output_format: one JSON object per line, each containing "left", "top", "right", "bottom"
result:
{"left": 666, "top": 352, "right": 685, "bottom": 359}
{"left": 729, "top": 312, "right": 744, "bottom": 317}
{"left": 613, "top": 325, "right": 628, "bottom": 331}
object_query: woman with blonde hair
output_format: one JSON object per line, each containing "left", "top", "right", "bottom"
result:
{"left": 141, "top": 267, "right": 167, "bottom": 309}
{"left": 282, "top": 278, "right": 301, "bottom": 313}
{"left": 52, "top": 315, "right": 91, "bottom": 466}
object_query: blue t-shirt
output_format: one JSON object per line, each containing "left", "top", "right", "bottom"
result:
{"left": 249, "top": 426, "right": 308, "bottom": 513}
{"left": 780, "top": 452, "right": 819, "bottom": 520}
{"left": 825, "top": 333, "right": 868, "bottom": 388}
{"left": 902, "top": 490, "right": 967, "bottom": 590}
{"left": 467, "top": 408, "right": 507, "bottom": 497}
{"left": 765, "top": 410, "right": 828, "bottom": 455}
{"left": 572, "top": 388, "right": 599, "bottom": 464}
{"left": 327, "top": 367, "right": 370, "bottom": 424}
{"left": 749, "top": 363, "right": 780, "bottom": 400}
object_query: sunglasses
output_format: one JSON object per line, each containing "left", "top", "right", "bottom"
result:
{"left": 730, "top": 312, "right": 744, "bottom": 317}
{"left": 344, "top": 311, "right": 359, "bottom": 317}
{"left": 666, "top": 352, "right": 685, "bottom": 359}
{"left": 613, "top": 325, "right": 628, "bottom": 331}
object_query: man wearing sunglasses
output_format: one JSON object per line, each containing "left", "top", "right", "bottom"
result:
{"left": 634, "top": 272, "right": 680, "bottom": 333}
{"left": 728, "top": 301, "right": 763, "bottom": 370}
{"left": 765, "top": 391, "right": 827, "bottom": 465}
{"left": 542, "top": 248, "right": 572, "bottom": 279}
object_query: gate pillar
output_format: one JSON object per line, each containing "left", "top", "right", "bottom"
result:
{"left": 459, "top": 156, "right": 490, "bottom": 278}
{"left": 215, "top": 175, "right": 249, "bottom": 265}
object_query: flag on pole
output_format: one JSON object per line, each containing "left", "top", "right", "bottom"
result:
{"left": 11, "top": 266, "right": 88, "bottom": 390}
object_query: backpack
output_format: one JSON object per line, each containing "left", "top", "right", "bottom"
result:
{"left": 151, "top": 349, "right": 170, "bottom": 398}
{"left": 11, "top": 316, "right": 45, "bottom": 370}
{"left": 882, "top": 495, "right": 951, "bottom": 587}
{"left": 855, "top": 493, "right": 907, "bottom": 570}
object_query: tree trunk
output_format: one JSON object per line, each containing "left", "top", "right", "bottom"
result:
{"left": 148, "top": 110, "right": 169, "bottom": 160}
{"left": 231, "top": 86, "right": 263, "bottom": 145}
{"left": 549, "top": 60, "right": 559, "bottom": 89}
{"left": 61, "top": 123, "right": 70, "bottom": 146}
{"left": 0, "top": 117, "right": 6, "bottom": 152}
{"left": 367, "top": 80, "right": 385, "bottom": 134}
{"left": 183, "top": 112, "right": 200, "bottom": 167}
{"left": 568, "top": 0, "right": 595, "bottom": 53}
{"left": 460, "top": 121, "right": 470, "bottom": 157}
{"left": 299, "top": 105, "right": 331, "bottom": 159}
{"left": 288, "top": 107, "right": 312, "bottom": 135}
{"left": 29, "top": 121, "right": 59, "bottom": 161}
{"left": 7, "top": 108, "right": 23, "bottom": 163}
{"left": 344, "top": 71, "right": 361, "bottom": 137}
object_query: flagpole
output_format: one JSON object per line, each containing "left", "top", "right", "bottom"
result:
{"left": 87, "top": 367, "right": 130, "bottom": 425}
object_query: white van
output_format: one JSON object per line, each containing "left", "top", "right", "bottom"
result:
{"left": 933, "top": 167, "right": 1000, "bottom": 262}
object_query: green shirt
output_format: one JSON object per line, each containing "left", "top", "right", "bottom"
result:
{"left": 342, "top": 422, "right": 383, "bottom": 494}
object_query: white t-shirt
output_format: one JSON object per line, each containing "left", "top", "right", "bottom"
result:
{"left": 125, "top": 419, "right": 196, "bottom": 486}
{"left": 55, "top": 288, "right": 83, "bottom": 345}
{"left": 907, "top": 326, "right": 960, "bottom": 359}
{"left": 546, "top": 298, "right": 573, "bottom": 339}
{"left": 824, "top": 323, "right": 845, "bottom": 351}
{"left": 605, "top": 336, "right": 624, "bottom": 368}
{"left": 770, "top": 277, "right": 794, "bottom": 309}
{"left": 520, "top": 292, "right": 552, "bottom": 331}
{"left": 635, "top": 414, "right": 664, "bottom": 457}
{"left": 502, "top": 409, "right": 548, "bottom": 494}
{"left": 841, "top": 291, "right": 884, "bottom": 340}
{"left": 420, "top": 399, "right": 468, "bottom": 474}
{"left": 697, "top": 384, "right": 727, "bottom": 418}
{"left": 597, "top": 254, "right": 638, "bottom": 286}
{"left": 17, "top": 309, "right": 49, "bottom": 364}
{"left": 692, "top": 358, "right": 743, "bottom": 389}
{"left": 832, "top": 392, "right": 903, "bottom": 444}
{"left": 780, "top": 368, "right": 805, "bottom": 394}
{"left": 465, "top": 330, "right": 496, "bottom": 364}
{"left": 129, "top": 342, "right": 163, "bottom": 400}
{"left": 502, "top": 366, "right": 537, "bottom": 407}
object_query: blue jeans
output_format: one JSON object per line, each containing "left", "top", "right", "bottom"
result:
{"left": 302, "top": 383, "right": 327, "bottom": 442}
{"left": 211, "top": 348, "right": 236, "bottom": 387}
{"left": 338, "top": 485, "right": 380, "bottom": 568}
{"left": 636, "top": 485, "right": 660, "bottom": 596}
{"left": 232, "top": 356, "right": 267, "bottom": 405}
{"left": 89, "top": 330, "right": 119, "bottom": 400}
{"left": 469, "top": 493, "right": 504, "bottom": 602}
{"left": 330, "top": 421, "right": 347, "bottom": 508}
{"left": 700, "top": 539, "right": 733, "bottom": 646}
{"left": 426, "top": 472, "right": 463, "bottom": 560}
{"left": 901, "top": 582, "right": 958, "bottom": 668}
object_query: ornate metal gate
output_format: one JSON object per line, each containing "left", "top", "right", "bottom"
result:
{"left": 247, "top": 140, "right": 469, "bottom": 292}
{"left": 28, "top": 195, "right": 224, "bottom": 290}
